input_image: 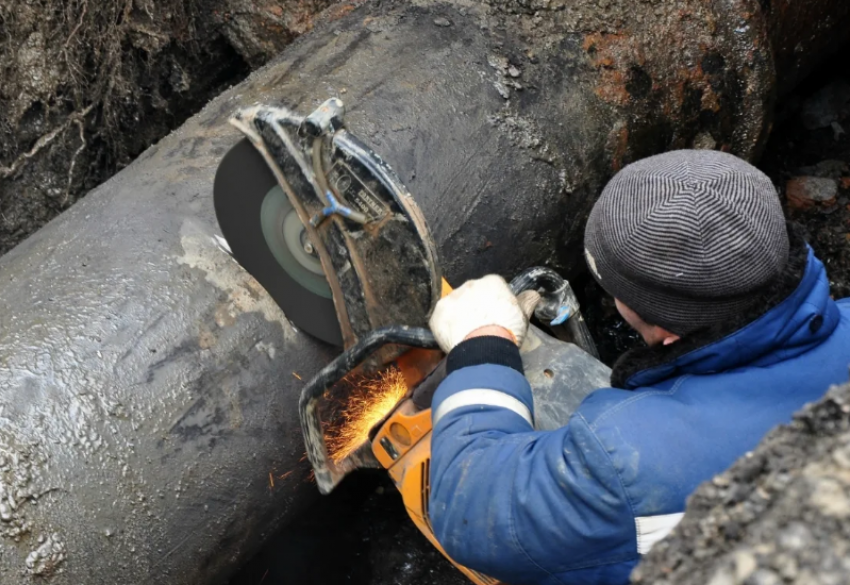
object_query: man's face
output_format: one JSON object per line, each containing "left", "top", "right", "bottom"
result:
{"left": 614, "top": 299, "right": 680, "bottom": 347}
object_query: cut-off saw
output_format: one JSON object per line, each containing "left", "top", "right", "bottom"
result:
{"left": 213, "top": 98, "right": 610, "bottom": 584}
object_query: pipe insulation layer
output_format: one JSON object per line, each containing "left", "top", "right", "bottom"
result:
{"left": 0, "top": 0, "right": 847, "bottom": 583}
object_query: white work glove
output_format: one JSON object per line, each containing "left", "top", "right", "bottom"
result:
{"left": 428, "top": 274, "right": 540, "bottom": 353}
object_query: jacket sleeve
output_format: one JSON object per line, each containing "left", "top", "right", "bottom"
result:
{"left": 429, "top": 337, "right": 638, "bottom": 585}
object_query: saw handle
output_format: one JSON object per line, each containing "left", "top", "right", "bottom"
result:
{"left": 299, "top": 267, "right": 597, "bottom": 492}
{"left": 509, "top": 267, "right": 599, "bottom": 359}
{"left": 509, "top": 267, "right": 574, "bottom": 322}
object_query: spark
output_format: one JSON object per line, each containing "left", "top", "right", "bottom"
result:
{"left": 268, "top": 472, "right": 274, "bottom": 489}
{"left": 325, "top": 366, "right": 409, "bottom": 464}
{"left": 278, "top": 470, "right": 294, "bottom": 481}
{"left": 259, "top": 569, "right": 269, "bottom": 584}
{"left": 292, "top": 372, "right": 302, "bottom": 380}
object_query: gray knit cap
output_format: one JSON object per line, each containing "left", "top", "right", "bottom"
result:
{"left": 584, "top": 149, "right": 789, "bottom": 336}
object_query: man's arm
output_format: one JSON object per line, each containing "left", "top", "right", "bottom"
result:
{"left": 429, "top": 336, "right": 638, "bottom": 585}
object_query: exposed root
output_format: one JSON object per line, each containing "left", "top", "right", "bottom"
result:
{"left": 0, "top": 105, "right": 94, "bottom": 181}
{"left": 0, "top": 0, "right": 252, "bottom": 255}
{"left": 62, "top": 118, "right": 88, "bottom": 206}
{"left": 0, "top": 0, "right": 333, "bottom": 256}
{"left": 63, "top": 0, "right": 88, "bottom": 50}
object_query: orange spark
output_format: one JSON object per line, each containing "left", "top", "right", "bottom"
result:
{"left": 268, "top": 472, "right": 274, "bottom": 488}
{"left": 325, "top": 366, "right": 409, "bottom": 464}
{"left": 292, "top": 372, "right": 302, "bottom": 380}
{"left": 278, "top": 470, "right": 294, "bottom": 481}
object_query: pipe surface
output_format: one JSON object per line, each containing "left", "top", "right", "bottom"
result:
{"left": 0, "top": 0, "right": 847, "bottom": 583}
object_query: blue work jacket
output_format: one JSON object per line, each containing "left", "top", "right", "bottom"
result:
{"left": 430, "top": 249, "right": 850, "bottom": 585}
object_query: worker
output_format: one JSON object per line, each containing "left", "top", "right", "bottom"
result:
{"left": 427, "top": 149, "right": 850, "bottom": 585}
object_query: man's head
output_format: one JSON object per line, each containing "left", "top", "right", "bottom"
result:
{"left": 585, "top": 149, "right": 788, "bottom": 344}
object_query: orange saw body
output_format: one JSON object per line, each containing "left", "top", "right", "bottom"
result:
{"left": 371, "top": 283, "right": 502, "bottom": 585}
{"left": 374, "top": 343, "right": 503, "bottom": 585}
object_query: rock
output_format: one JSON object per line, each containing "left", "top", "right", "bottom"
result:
{"left": 487, "top": 54, "right": 509, "bottom": 73}
{"left": 748, "top": 569, "right": 782, "bottom": 585}
{"left": 493, "top": 80, "right": 510, "bottom": 100}
{"left": 693, "top": 132, "right": 718, "bottom": 150}
{"left": 433, "top": 17, "right": 452, "bottom": 27}
{"left": 705, "top": 567, "right": 735, "bottom": 585}
{"left": 808, "top": 474, "right": 850, "bottom": 518}
{"left": 786, "top": 177, "right": 838, "bottom": 210}
{"left": 734, "top": 550, "right": 758, "bottom": 580}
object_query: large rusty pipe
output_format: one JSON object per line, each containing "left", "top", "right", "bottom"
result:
{"left": 0, "top": 0, "right": 847, "bottom": 583}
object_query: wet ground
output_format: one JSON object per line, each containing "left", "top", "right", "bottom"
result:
{"left": 228, "top": 472, "right": 467, "bottom": 585}
{"left": 229, "top": 45, "right": 850, "bottom": 585}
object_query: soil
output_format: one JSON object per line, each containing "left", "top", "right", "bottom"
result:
{"left": 0, "top": 0, "right": 332, "bottom": 256}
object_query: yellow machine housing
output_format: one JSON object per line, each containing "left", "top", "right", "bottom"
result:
{"left": 369, "top": 283, "right": 504, "bottom": 585}
{"left": 372, "top": 394, "right": 503, "bottom": 585}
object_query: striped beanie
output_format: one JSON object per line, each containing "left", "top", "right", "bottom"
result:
{"left": 584, "top": 150, "right": 789, "bottom": 337}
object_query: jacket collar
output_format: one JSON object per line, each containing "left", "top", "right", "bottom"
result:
{"left": 612, "top": 238, "right": 839, "bottom": 390}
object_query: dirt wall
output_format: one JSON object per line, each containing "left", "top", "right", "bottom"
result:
{"left": 0, "top": 0, "right": 334, "bottom": 256}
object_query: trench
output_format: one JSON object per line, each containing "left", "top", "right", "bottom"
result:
{"left": 0, "top": 6, "right": 847, "bottom": 581}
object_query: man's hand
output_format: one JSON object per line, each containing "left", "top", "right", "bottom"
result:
{"left": 428, "top": 275, "right": 537, "bottom": 353}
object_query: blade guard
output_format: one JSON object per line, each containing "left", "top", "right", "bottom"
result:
{"left": 230, "top": 99, "right": 441, "bottom": 348}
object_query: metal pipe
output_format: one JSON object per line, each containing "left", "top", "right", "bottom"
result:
{"left": 0, "top": 0, "right": 847, "bottom": 583}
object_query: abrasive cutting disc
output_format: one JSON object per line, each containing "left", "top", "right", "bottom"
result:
{"left": 213, "top": 139, "right": 343, "bottom": 346}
